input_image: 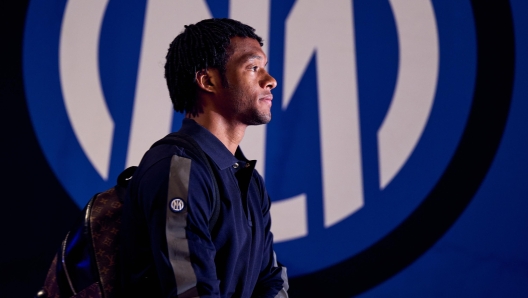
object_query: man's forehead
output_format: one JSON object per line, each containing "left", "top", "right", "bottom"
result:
{"left": 228, "top": 37, "right": 267, "bottom": 62}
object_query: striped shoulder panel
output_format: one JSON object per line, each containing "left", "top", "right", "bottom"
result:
{"left": 166, "top": 155, "right": 197, "bottom": 295}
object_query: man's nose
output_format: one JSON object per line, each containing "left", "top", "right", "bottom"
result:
{"left": 262, "top": 71, "right": 277, "bottom": 90}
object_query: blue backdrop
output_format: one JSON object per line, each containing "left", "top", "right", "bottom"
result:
{"left": 1, "top": 1, "right": 527, "bottom": 297}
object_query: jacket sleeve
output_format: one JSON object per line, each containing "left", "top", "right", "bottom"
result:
{"left": 137, "top": 151, "right": 221, "bottom": 297}
{"left": 252, "top": 176, "right": 289, "bottom": 298}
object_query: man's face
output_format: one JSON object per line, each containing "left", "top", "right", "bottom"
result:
{"left": 217, "top": 37, "right": 277, "bottom": 125}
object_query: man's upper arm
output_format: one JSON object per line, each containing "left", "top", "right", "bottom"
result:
{"left": 138, "top": 150, "right": 220, "bottom": 297}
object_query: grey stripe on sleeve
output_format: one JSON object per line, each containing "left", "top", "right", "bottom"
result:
{"left": 166, "top": 155, "right": 197, "bottom": 295}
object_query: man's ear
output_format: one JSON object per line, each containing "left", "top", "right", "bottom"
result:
{"left": 195, "top": 68, "right": 220, "bottom": 93}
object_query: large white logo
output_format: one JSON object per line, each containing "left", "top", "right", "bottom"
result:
{"left": 58, "top": 0, "right": 439, "bottom": 242}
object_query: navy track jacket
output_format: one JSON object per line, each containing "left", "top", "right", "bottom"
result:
{"left": 121, "top": 119, "right": 288, "bottom": 298}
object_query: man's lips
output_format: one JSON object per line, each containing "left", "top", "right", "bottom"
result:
{"left": 260, "top": 94, "right": 273, "bottom": 105}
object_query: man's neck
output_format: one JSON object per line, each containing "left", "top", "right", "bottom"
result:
{"left": 187, "top": 112, "right": 246, "bottom": 155}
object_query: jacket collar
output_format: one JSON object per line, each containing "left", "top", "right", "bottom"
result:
{"left": 178, "top": 118, "right": 249, "bottom": 170}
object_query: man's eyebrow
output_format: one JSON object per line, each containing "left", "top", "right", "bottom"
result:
{"left": 242, "top": 53, "right": 267, "bottom": 65}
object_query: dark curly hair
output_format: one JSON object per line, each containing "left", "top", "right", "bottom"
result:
{"left": 165, "top": 18, "right": 263, "bottom": 115}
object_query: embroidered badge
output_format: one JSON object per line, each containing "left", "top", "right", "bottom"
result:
{"left": 170, "top": 198, "right": 185, "bottom": 213}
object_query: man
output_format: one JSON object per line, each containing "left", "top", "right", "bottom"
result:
{"left": 121, "top": 18, "right": 289, "bottom": 298}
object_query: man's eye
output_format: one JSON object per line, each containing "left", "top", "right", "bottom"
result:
{"left": 251, "top": 66, "right": 258, "bottom": 71}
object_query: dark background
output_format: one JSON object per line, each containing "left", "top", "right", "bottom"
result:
{"left": 0, "top": 1, "right": 81, "bottom": 296}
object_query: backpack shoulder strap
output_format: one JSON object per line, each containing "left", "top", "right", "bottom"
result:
{"left": 150, "top": 132, "right": 221, "bottom": 232}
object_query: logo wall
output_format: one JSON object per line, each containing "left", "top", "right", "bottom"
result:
{"left": 24, "top": 0, "right": 514, "bottom": 295}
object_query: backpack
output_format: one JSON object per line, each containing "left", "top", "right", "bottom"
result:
{"left": 36, "top": 132, "right": 220, "bottom": 298}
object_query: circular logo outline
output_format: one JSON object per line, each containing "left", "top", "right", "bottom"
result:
{"left": 170, "top": 198, "right": 186, "bottom": 213}
{"left": 21, "top": 1, "right": 515, "bottom": 296}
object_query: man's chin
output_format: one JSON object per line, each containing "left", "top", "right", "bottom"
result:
{"left": 246, "top": 113, "right": 271, "bottom": 126}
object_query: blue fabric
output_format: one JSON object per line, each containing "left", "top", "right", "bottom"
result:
{"left": 121, "top": 119, "right": 286, "bottom": 297}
